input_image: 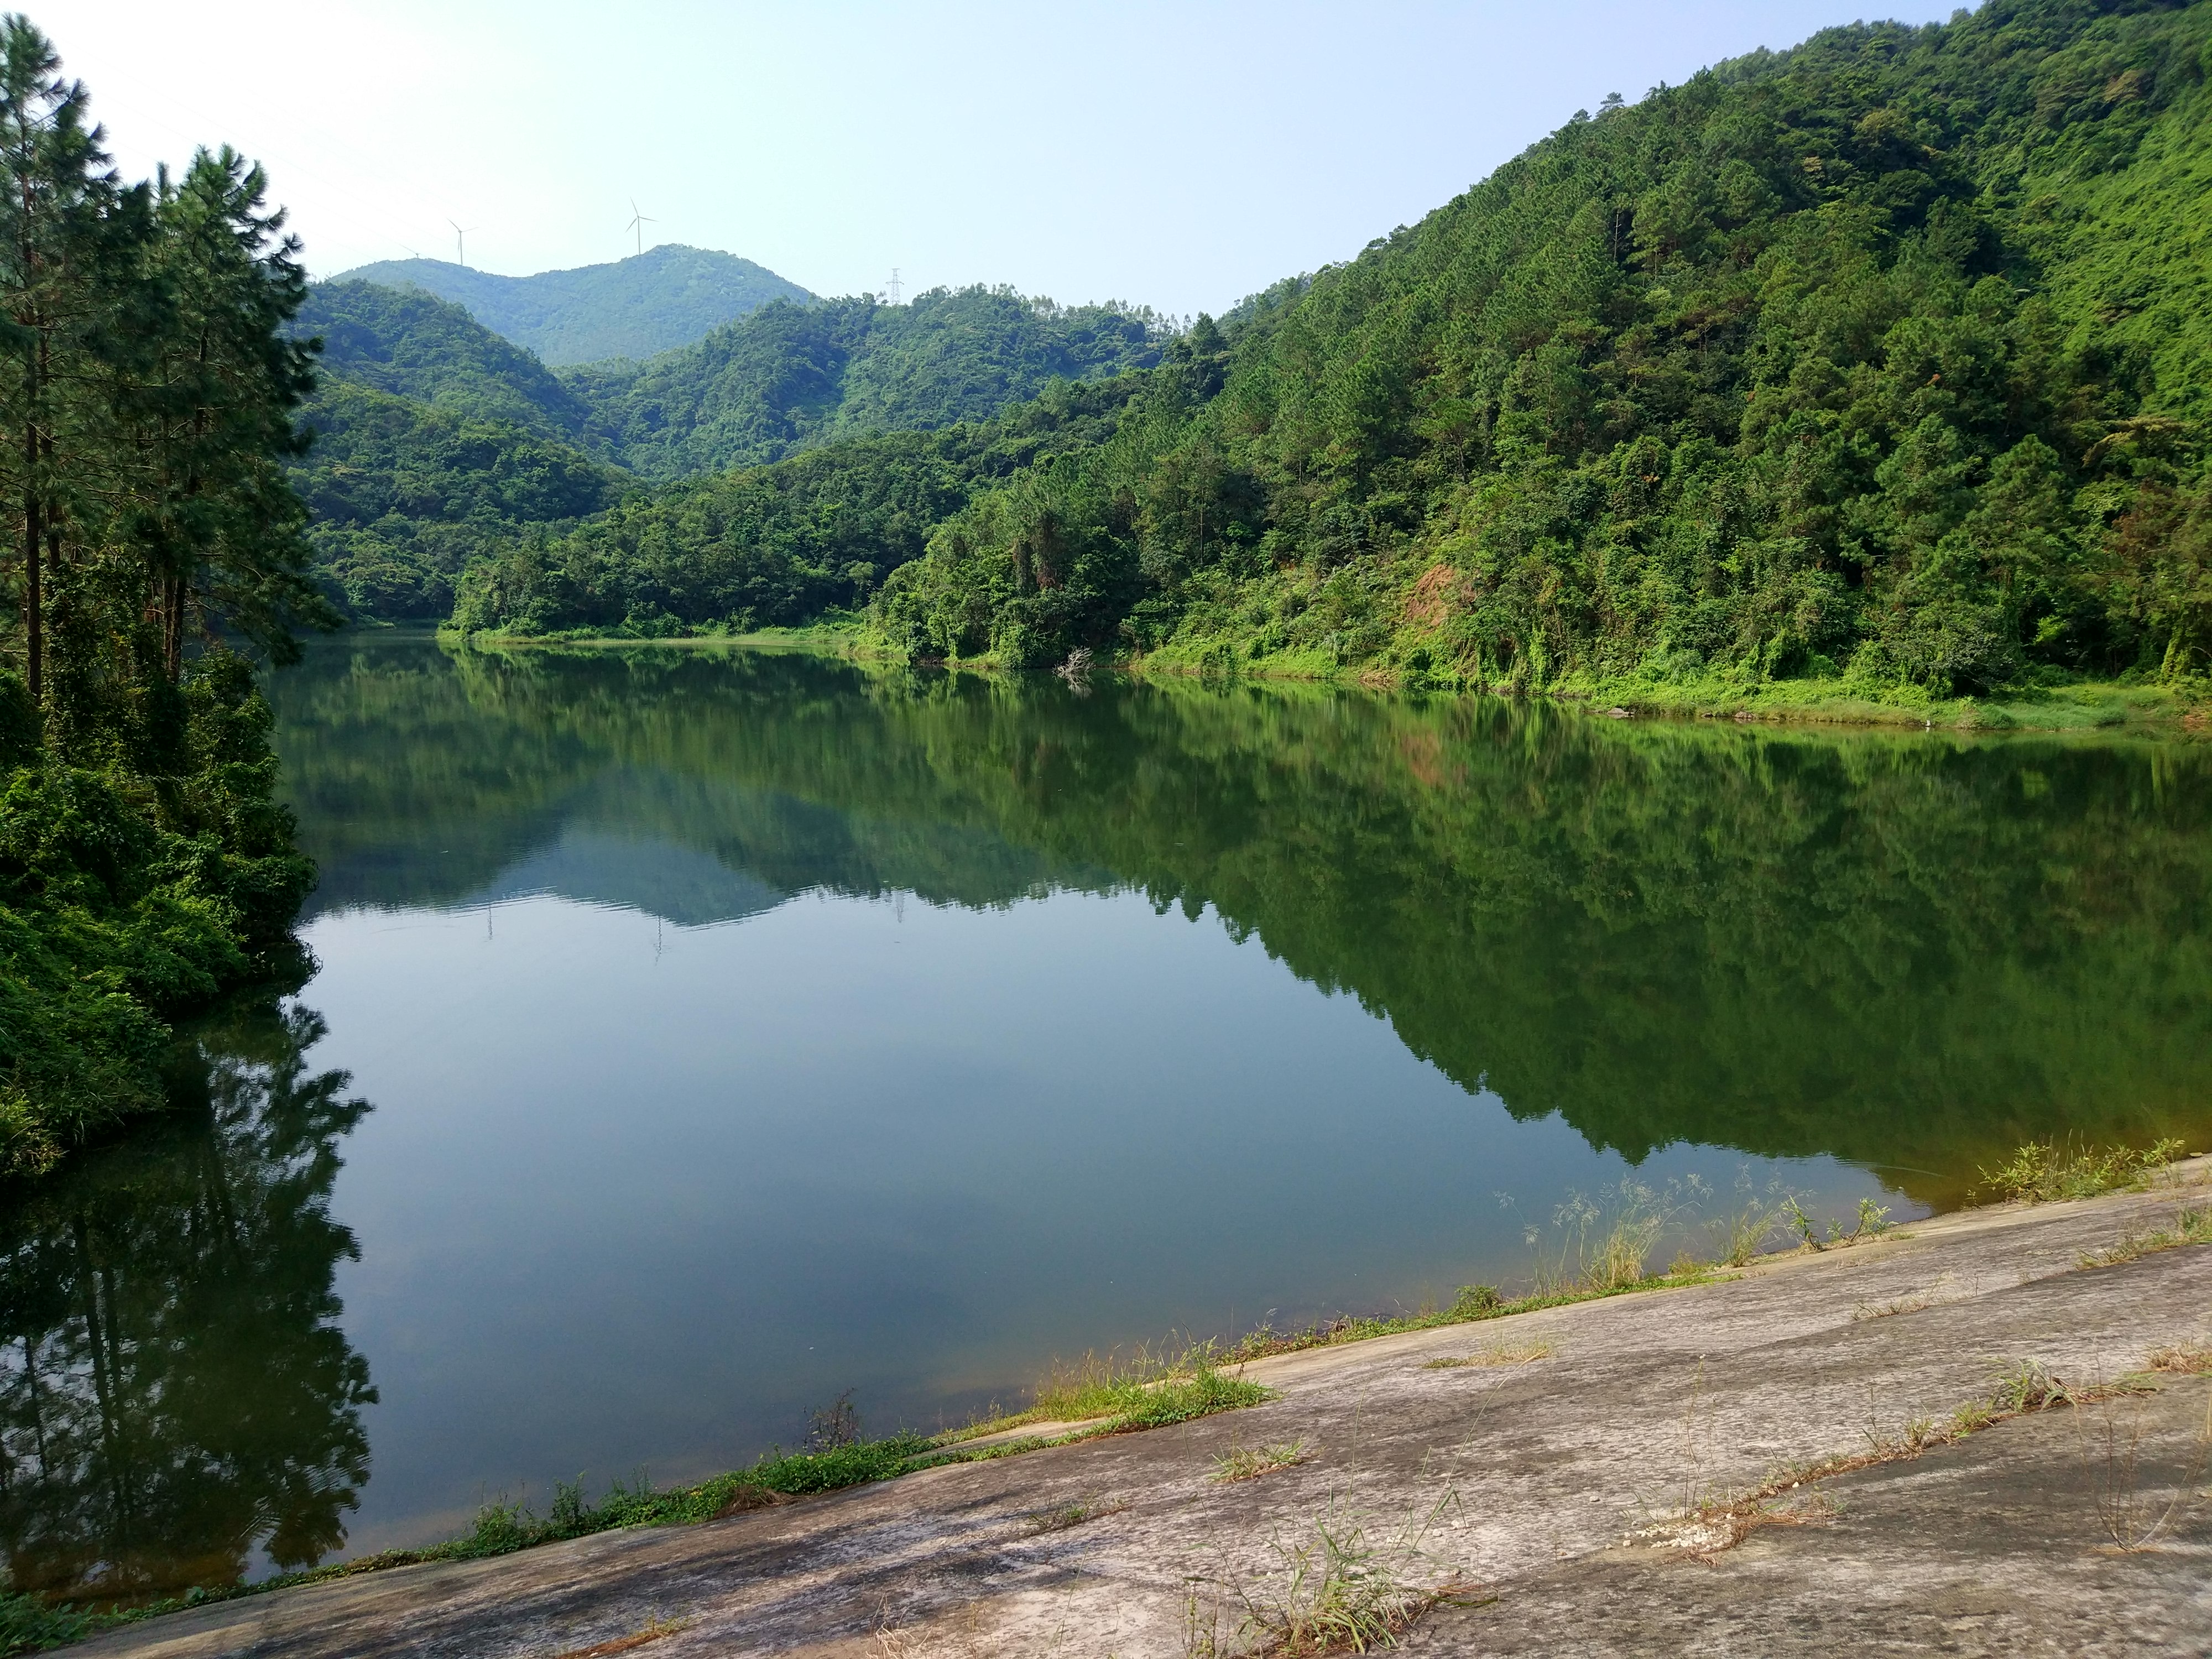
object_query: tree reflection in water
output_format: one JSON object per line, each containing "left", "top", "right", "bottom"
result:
{"left": 0, "top": 1004, "right": 373, "bottom": 1604}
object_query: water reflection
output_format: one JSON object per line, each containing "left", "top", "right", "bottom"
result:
{"left": 276, "top": 634, "right": 2212, "bottom": 1202}
{"left": 9, "top": 631, "right": 2206, "bottom": 1601}
{"left": 0, "top": 1006, "right": 374, "bottom": 1603}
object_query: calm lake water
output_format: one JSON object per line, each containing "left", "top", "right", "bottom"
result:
{"left": 7, "top": 629, "right": 2211, "bottom": 1599}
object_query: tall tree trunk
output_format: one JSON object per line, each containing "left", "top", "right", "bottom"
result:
{"left": 164, "top": 574, "right": 183, "bottom": 681}
{"left": 22, "top": 415, "right": 39, "bottom": 703}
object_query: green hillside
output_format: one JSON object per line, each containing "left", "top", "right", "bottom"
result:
{"left": 864, "top": 0, "right": 2212, "bottom": 696}
{"left": 296, "top": 381, "right": 625, "bottom": 619}
{"left": 447, "top": 374, "right": 1144, "bottom": 634}
{"left": 330, "top": 244, "right": 811, "bottom": 364}
{"left": 567, "top": 286, "right": 1166, "bottom": 481}
{"left": 447, "top": 0, "right": 2212, "bottom": 700}
{"left": 294, "top": 279, "right": 1167, "bottom": 620}
{"left": 297, "top": 280, "right": 596, "bottom": 440}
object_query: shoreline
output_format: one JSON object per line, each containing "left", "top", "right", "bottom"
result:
{"left": 36, "top": 1156, "right": 2211, "bottom": 1655}
{"left": 427, "top": 623, "right": 2211, "bottom": 738}
{"left": 64, "top": 1159, "right": 2212, "bottom": 1656}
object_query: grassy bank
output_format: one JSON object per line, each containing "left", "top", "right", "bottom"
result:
{"left": 1128, "top": 632, "right": 2212, "bottom": 735}
{"left": 435, "top": 618, "right": 882, "bottom": 654}
{"left": 434, "top": 619, "right": 2211, "bottom": 737}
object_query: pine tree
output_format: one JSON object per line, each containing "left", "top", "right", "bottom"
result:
{"left": 131, "top": 147, "right": 326, "bottom": 687}
{"left": 0, "top": 14, "right": 131, "bottom": 707}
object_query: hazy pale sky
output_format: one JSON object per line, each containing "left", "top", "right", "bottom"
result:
{"left": 40, "top": 1, "right": 1959, "bottom": 317}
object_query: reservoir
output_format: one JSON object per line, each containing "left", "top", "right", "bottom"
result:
{"left": 5, "top": 630, "right": 2209, "bottom": 1599}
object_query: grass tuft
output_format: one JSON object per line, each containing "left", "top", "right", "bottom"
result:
{"left": 935, "top": 1358, "right": 1274, "bottom": 1453}
{"left": 2077, "top": 1204, "right": 2212, "bottom": 1269}
{"left": 1212, "top": 1441, "right": 1310, "bottom": 1484}
{"left": 2147, "top": 1339, "right": 2212, "bottom": 1376}
{"left": 1423, "top": 1339, "right": 1557, "bottom": 1369}
{"left": 1976, "top": 1138, "right": 2185, "bottom": 1204}
{"left": 1186, "top": 1495, "right": 1478, "bottom": 1657}
{"left": 1852, "top": 1293, "right": 1936, "bottom": 1322}
{"left": 1020, "top": 1497, "right": 1128, "bottom": 1535}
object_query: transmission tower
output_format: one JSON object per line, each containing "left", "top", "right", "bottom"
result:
{"left": 881, "top": 267, "right": 902, "bottom": 305}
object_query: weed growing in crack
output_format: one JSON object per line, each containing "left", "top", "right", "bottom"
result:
{"left": 1628, "top": 1489, "right": 1841, "bottom": 1556}
{"left": 548, "top": 1616, "right": 688, "bottom": 1659}
{"left": 1422, "top": 1339, "right": 1556, "bottom": 1370}
{"left": 1187, "top": 1493, "right": 1478, "bottom": 1656}
{"left": 1019, "top": 1496, "right": 1128, "bottom": 1535}
{"left": 2085, "top": 1387, "right": 2212, "bottom": 1552}
{"left": 1213, "top": 1442, "right": 1311, "bottom": 1484}
{"left": 1852, "top": 1293, "right": 1935, "bottom": 1321}
{"left": 1647, "top": 1355, "right": 2156, "bottom": 1561}
{"left": 2078, "top": 1205, "right": 2212, "bottom": 1269}
{"left": 2147, "top": 1339, "right": 2212, "bottom": 1376}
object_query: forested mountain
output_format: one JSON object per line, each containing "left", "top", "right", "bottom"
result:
{"left": 866, "top": 0, "right": 2212, "bottom": 692}
{"left": 293, "top": 279, "right": 1167, "bottom": 618}
{"left": 447, "top": 0, "right": 2212, "bottom": 700}
{"left": 298, "top": 281, "right": 597, "bottom": 439}
{"left": 330, "top": 244, "right": 811, "bottom": 364}
{"left": 567, "top": 287, "right": 1170, "bottom": 481}
{"left": 447, "top": 374, "right": 1145, "bottom": 633}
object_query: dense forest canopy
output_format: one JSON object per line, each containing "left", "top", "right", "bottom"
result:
{"left": 444, "top": 373, "right": 1148, "bottom": 634}
{"left": 0, "top": 19, "right": 322, "bottom": 1179}
{"left": 293, "top": 380, "right": 624, "bottom": 619}
{"left": 869, "top": 0, "right": 2212, "bottom": 692}
{"left": 296, "top": 281, "right": 598, "bottom": 440}
{"left": 434, "top": 0, "right": 2212, "bottom": 697}
{"left": 291, "top": 279, "right": 1169, "bottom": 620}
{"left": 564, "top": 286, "right": 1170, "bottom": 481}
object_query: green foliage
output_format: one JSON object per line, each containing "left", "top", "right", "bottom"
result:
{"left": 0, "top": 661, "right": 314, "bottom": 1179}
{"left": 1976, "top": 1135, "right": 2187, "bottom": 1202}
{"left": 342, "top": 1432, "right": 935, "bottom": 1564}
{"left": 1025, "top": 1358, "right": 1271, "bottom": 1430}
{"left": 332, "top": 243, "right": 812, "bottom": 366}
{"left": 0, "top": 22, "right": 321, "bottom": 1181}
{"left": 868, "top": 0, "right": 2212, "bottom": 692}
{"left": 295, "top": 381, "right": 623, "bottom": 618}
{"left": 446, "top": 373, "right": 1146, "bottom": 635}
{"left": 294, "top": 280, "right": 597, "bottom": 440}
{"left": 0, "top": 1592, "right": 90, "bottom": 1656}
{"left": 566, "top": 285, "right": 1167, "bottom": 481}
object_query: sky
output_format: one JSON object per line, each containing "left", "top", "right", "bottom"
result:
{"left": 40, "top": 1, "right": 1962, "bottom": 319}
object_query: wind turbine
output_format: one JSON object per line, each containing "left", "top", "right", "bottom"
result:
{"left": 627, "top": 199, "right": 657, "bottom": 258}
{"left": 448, "top": 220, "right": 478, "bottom": 268}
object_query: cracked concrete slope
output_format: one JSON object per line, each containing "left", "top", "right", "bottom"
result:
{"left": 79, "top": 1170, "right": 2212, "bottom": 1658}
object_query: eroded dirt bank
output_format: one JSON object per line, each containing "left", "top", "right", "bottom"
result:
{"left": 82, "top": 1172, "right": 2212, "bottom": 1658}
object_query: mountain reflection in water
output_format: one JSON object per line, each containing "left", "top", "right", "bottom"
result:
{"left": 283, "top": 632, "right": 2212, "bottom": 1192}
{"left": 4, "top": 630, "right": 2208, "bottom": 1605}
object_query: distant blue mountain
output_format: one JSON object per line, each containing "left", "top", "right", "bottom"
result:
{"left": 331, "top": 244, "right": 813, "bottom": 366}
